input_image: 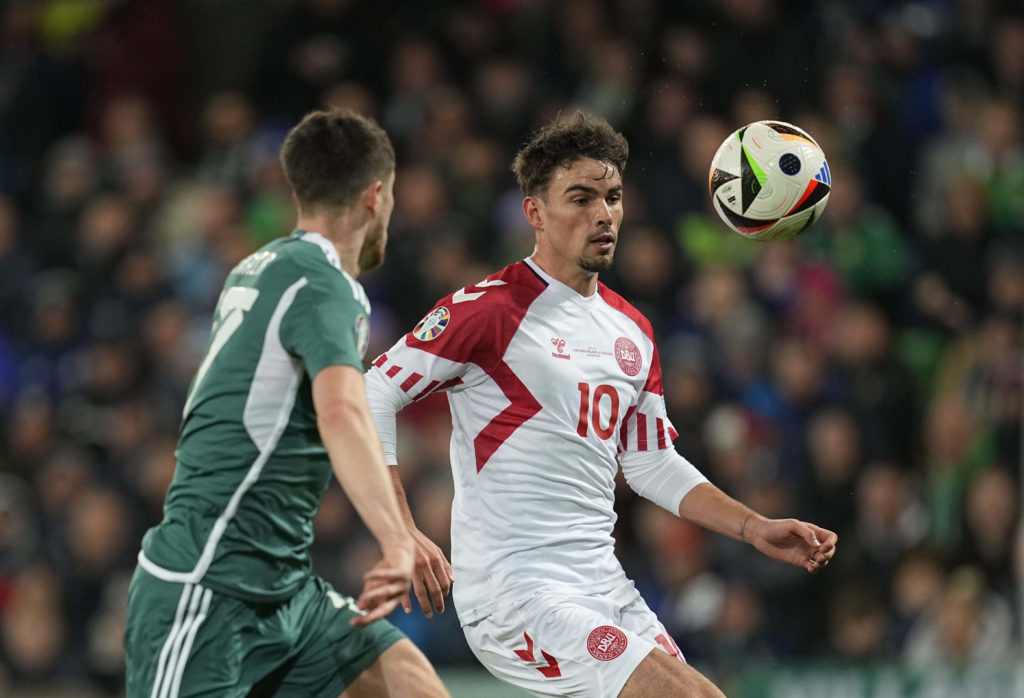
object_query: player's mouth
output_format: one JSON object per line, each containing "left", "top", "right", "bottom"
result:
{"left": 590, "top": 231, "right": 616, "bottom": 252}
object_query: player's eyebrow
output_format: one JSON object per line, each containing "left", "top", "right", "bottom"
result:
{"left": 562, "top": 184, "right": 623, "bottom": 197}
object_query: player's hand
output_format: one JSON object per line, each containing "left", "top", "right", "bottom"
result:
{"left": 405, "top": 526, "right": 454, "bottom": 618}
{"left": 351, "top": 540, "right": 414, "bottom": 626}
{"left": 746, "top": 517, "right": 837, "bottom": 574}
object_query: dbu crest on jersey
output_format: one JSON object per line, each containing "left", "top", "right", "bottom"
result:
{"left": 614, "top": 337, "right": 642, "bottom": 376}
{"left": 355, "top": 314, "right": 369, "bottom": 358}
{"left": 413, "top": 306, "right": 450, "bottom": 341}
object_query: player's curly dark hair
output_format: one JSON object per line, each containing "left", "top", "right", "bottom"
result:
{"left": 280, "top": 108, "right": 395, "bottom": 212}
{"left": 511, "top": 112, "right": 628, "bottom": 197}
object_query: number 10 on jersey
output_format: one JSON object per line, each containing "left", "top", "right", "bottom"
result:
{"left": 576, "top": 382, "right": 620, "bottom": 439}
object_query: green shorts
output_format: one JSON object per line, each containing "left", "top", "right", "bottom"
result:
{"left": 124, "top": 565, "right": 406, "bottom": 698}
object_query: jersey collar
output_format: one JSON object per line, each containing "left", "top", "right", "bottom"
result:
{"left": 292, "top": 229, "right": 342, "bottom": 272}
{"left": 523, "top": 257, "right": 600, "bottom": 309}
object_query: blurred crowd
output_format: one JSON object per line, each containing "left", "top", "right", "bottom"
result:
{"left": 0, "top": 0, "right": 1022, "bottom": 695}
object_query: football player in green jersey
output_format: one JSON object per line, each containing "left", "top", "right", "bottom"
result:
{"left": 125, "top": 109, "right": 450, "bottom": 698}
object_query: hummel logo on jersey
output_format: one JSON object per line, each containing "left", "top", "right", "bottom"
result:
{"left": 551, "top": 338, "right": 570, "bottom": 360}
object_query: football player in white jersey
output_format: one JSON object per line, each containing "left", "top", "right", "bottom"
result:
{"left": 365, "top": 112, "right": 837, "bottom": 697}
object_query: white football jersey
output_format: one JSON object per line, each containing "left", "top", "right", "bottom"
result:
{"left": 366, "top": 258, "right": 680, "bottom": 625}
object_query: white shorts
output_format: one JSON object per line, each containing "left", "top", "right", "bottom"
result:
{"left": 462, "top": 581, "right": 684, "bottom": 698}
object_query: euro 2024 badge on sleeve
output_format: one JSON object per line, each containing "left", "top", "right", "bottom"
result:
{"left": 413, "top": 306, "right": 450, "bottom": 341}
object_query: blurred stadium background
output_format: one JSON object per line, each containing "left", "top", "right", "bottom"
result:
{"left": 0, "top": 0, "right": 1022, "bottom": 696}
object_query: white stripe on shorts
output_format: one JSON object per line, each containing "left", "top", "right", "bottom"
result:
{"left": 168, "top": 587, "right": 213, "bottom": 698}
{"left": 150, "top": 584, "right": 193, "bottom": 698}
{"left": 150, "top": 583, "right": 212, "bottom": 698}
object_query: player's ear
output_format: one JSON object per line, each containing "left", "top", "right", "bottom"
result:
{"left": 362, "top": 180, "right": 384, "bottom": 214}
{"left": 523, "top": 196, "right": 544, "bottom": 231}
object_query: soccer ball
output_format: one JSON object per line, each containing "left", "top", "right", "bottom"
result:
{"left": 708, "top": 120, "right": 831, "bottom": 241}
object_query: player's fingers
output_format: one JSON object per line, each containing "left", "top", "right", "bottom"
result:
{"left": 350, "top": 597, "right": 402, "bottom": 627}
{"left": 433, "top": 545, "right": 454, "bottom": 584}
{"left": 809, "top": 523, "right": 837, "bottom": 546}
{"left": 428, "top": 555, "right": 452, "bottom": 596}
{"left": 402, "top": 593, "right": 412, "bottom": 614}
{"left": 424, "top": 565, "right": 446, "bottom": 614}
{"left": 807, "top": 526, "right": 837, "bottom": 563}
{"left": 805, "top": 551, "right": 833, "bottom": 573}
{"left": 793, "top": 521, "right": 822, "bottom": 549}
{"left": 356, "top": 580, "right": 407, "bottom": 613}
{"left": 413, "top": 577, "right": 435, "bottom": 618}
{"left": 351, "top": 601, "right": 398, "bottom": 626}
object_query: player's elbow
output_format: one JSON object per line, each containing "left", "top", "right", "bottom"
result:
{"left": 620, "top": 450, "right": 709, "bottom": 514}
{"left": 316, "top": 395, "right": 369, "bottom": 435}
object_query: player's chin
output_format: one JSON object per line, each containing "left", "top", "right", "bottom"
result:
{"left": 359, "top": 245, "right": 385, "bottom": 271}
{"left": 358, "top": 227, "right": 388, "bottom": 271}
{"left": 579, "top": 252, "right": 614, "bottom": 273}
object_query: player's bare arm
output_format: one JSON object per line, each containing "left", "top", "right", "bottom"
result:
{"left": 313, "top": 364, "right": 415, "bottom": 624}
{"left": 677, "top": 482, "right": 837, "bottom": 573}
{"left": 388, "top": 465, "right": 454, "bottom": 618}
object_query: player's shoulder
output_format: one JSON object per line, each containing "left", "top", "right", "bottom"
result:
{"left": 259, "top": 232, "right": 361, "bottom": 295}
{"left": 278, "top": 231, "right": 343, "bottom": 274}
{"left": 596, "top": 281, "right": 655, "bottom": 340}
{"left": 438, "top": 260, "right": 548, "bottom": 316}
{"left": 405, "top": 261, "right": 545, "bottom": 350}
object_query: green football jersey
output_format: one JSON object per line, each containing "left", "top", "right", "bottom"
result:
{"left": 139, "top": 230, "right": 372, "bottom": 602}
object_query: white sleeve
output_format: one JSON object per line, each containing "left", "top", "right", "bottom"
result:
{"left": 619, "top": 448, "right": 709, "bottom": 515}
{"left": 364, "top": 366, "right": 411, "bottom": 465}
{"left": 364, "top": 334, "right": 469, "bottom": 464}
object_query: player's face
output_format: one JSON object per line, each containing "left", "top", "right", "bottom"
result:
{"left": 359, "top": 170, "right": 395, "bottom": 272}
{"left": 533, "top": 158, "right": 623, "bottom": 276}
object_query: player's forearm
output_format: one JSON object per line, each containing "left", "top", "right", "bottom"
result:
{"left": 320, "top": 407, "right": 409, "bottom": 551}
{"left": 366, "top": 370, "right": 420, "bottom": 529}
{"left": 388, "top": 465, "right": 419, "bottom": 527}
{"left": 677, "top": 482, "right": 767, "bottom": 544}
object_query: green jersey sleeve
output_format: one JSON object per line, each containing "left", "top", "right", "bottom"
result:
{"left": 278, "top": 255, "right": 370, "bottom": 379}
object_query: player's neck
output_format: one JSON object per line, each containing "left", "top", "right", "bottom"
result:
{"left": 529, "top": 253, "right": 599, "bottom": 297}
{"left": 295, "top": 214, "right": 365, "bottom": 277}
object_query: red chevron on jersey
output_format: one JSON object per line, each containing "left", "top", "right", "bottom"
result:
{"left": 474, "top": 360, "right": 541, "bottom": 471}
{"left": 407, "top": 263, "right": 548, "bottom": 471}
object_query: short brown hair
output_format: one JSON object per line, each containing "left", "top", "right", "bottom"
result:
{"left": 511, "top": 112, "right": 629, "bottom": 197}
{"left": 280, "top": 108, "right": 395, "bottom": 211}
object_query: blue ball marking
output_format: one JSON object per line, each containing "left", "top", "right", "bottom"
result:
{"left": 779, "top": 153, "right": 801, "bottom": 175}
